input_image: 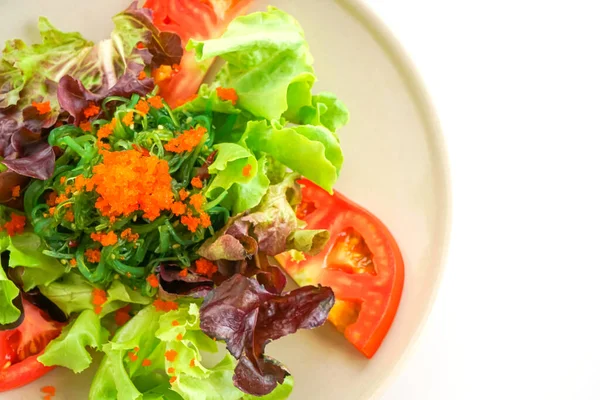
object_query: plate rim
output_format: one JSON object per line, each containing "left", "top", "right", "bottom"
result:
{"left": 335, "top": 0, "right": 453, "bottom": 398}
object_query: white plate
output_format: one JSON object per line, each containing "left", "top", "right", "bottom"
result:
{"left": 0, "top": 1, "right": 451, "bottom": 399}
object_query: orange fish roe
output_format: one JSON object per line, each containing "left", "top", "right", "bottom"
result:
{"left": 164, "top": 127, "right": 206, "bottom": 153}
{"left": 178, "top": 189, "right": 189, "bottom": 201}
{"left": 83, "top": 102, "right": 100, "bottom": 118}
{"left": 169, "top": 376, "right": 177, "bottom": 384}
{"left": 97, "top": 140, "right": 111, "bottom": 151}
{"left": 48, "top": 207, "right": 56, "bottom": 216}
{"left": 181, "top": 214, "right": 201, "bottom": 233}
{"left": 153, "top": 299, "right": 178, "bottom": 312}
{"left": 216, "top": 87, "right": 238, "bottom": 105}
{"left": 146, "top": 274, "right": 159, "bottom": 288}
{"left": 122, "top": 111, "right": 134, "bottom": 126}
{"left": 64, "top": 210, "right": 74, "bottom": 222}
{"left": 115, "top": 305, "right": 131, "bottom": 326}
{"left": 60, "top": 176, "right": 67, "bottom": 185}
{"left": 46, "top": 192, "right": 58, "bottom": 206}
{"left": 176, "top": 333, "right": 183, "bottom": 341}
{"left": 165, "top": 351, "right": 178, "bottom": 363}
{"left": 69, "top": 258, "right": 77, "bottom": 267}
{"left": 147, "top": 96, "right": 164, "bottom": 109}
{"left": 142, "top": 358, "right": 152, "bottom": 367}
{"left": 134, "top": 347, "right": 140, "bottom": 352}
{"left": 178, "top": 268, "right": 188, "bottom": 278}
{"left": 195, "top": 259, "right": 217, "bottom": 278}
{"left": 44, "top": 396, "right": 52, "bottom": 400}
{"left": 136, "top": 42, "right": 145, "bottom": 49}
{"left": 135, "top": 99, "right": 150, "bottom": 116}
{"left": 171, "top": 201, "right": 187, "bottom": 216}
{"left": 91, "top": 231, "right": 118, "bottom": 247}
{"left": 2, "top": 213, "right": 26, "bottom": 236}
{"left": 55, "top": 193, "right": 69, "bottom": 204}
{"left": 92, "top": 288, "right": 107, "bottom": 314}
{"left": 74, "top": 175, "right": 87, "bottom": 191}
{"left": 242, "top": 163, "right": 252, "bottom": 177}
{"left": 189, "top": 359, "right": 196, "bottom": 367}
{"left": 191, "top": 177, "right": 203, "bottom": 189}
{"left": 120, "top": 228, "right": 140, "bottom": 242}
{"left": 84, "top": 249, "right": 101, "bottom": 264}
{"left": 41, "top": 386, "right": 56, "bottom": 396}
{"left": 171, "top": 320, "right": 180, "bottom": 327}
{"left": 152, "top": 65, "right": 175, "bottom": 83}
{"left": 128, "top": 352, "right": 138, "bottom": 362}
{"left": 80, "top": 120, "right": 92, "bottom": 132}
{"left": 199, "top": 212, "right": 211, "bottom": 228}
{"left": 89, "top": 150, "right": 174, "bottom": 221}
{"left": 138, "top": 70, "right": 147, "bottom": 80}
{"left": 32, "top": 101, "right": 51, "bottom": 115}
{"left": 98, "top": 118, "right": 117, "bottom": 140}
{"left": 188, "top": 193, "right": 205, "bottom": 213}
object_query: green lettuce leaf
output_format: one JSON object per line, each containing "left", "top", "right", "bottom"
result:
{"left": 288, "top": 91, "right": 349, "bottom": 134}
{"left": 206, "top": 143, "right": 258, "bottom": 199}
{"left": 39, "top": 274, "right": 151, "bottom": 317}
{"left": 38, "top": 309, "right": 109, "bottom": 373}
{"left": 187, "top": 7, "right": 315, "bottom": 120}
{"left": 6, "top": 232, "right": 66, "bottom": 290}
{"left": 241, "top": 120, "right": 343, "bottom": 192}
{"left": 0, "top": 265, "right": 20, "bottom": 326}
{"left": 222, "top": 155, "right": 271, "bottom": 215}
{"left": 174, "top": 84, "right": 241, "bottom": 115}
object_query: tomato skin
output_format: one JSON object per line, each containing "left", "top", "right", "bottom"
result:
{"left": 277, "top": 180, "right": 405, "bottom": 358}
{"left": 0, "top": 300, "right": 64, "bottom": 392}
{"left": 143, "top": 0, "right": 253, "bottom": 107}
{"left": 0, "top": 355, "right": 54, "bottom": 392}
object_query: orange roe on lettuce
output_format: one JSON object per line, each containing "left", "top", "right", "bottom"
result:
{"left": 242, "top": 164, "right": 252, "bottom": 177}
{"left": 90, "top": 231, "right": 118, "bottom": 247}
{"left": 171, "top": 320, "right": 180, "bottom": 327}
{"left": 135, "top": 99, "right": 150, "bottom": 116}
{"left": 46, "top": 192, "right": 57, "bottom": 206}
{"left": 147, "top": 96, "right": 164, "bottom": 109}
{"left": 120, "top": 228, "right": 139, "bottom": 242}
{"left": 176, "top": 333, "right": 183, "bottom": 341}
{"left": 166, "top": 350, "right": 177, "bottom": 362}
{"left": 138, "top": 70, "right": 147, "bottom": 80}
{"left": 32, "top": 101, "right": 51, "bottom": 115}
{"left": 153, "top": 299, "right": 178, "bottom": 312}
{"left": 89, "top": 150, "right": 174, "bottom": 221}
{"left": 146, "top": 274, "right": 159, "bottom": 288}
{"left": 92, "top": 288, "right": 107, "bottom": 314}
{"left": 181, "top": 214, "right": 201, "bottom": 233}
{"left": 80, "top": 121, "right": 92, "bottom": 132}
{"left": 97, "top": 118, "right": 117, "bottom": 140}
{"left": 164, "top": 127, "right": 206, "bottom": 153}
{"left": 216, "top": 87, "right": 238, "bottom": 105}
{"left": 64, "top": 210, "right": 74, "bottom": 222}
{"left": 55, "top": 193, "right": 69, "bottom": 204}
{"left": 142, "top": 359, "right": 152, "bottom": 367}
{"left": 122, "top": 111, "right": 134, "bottom": 126}
{"left": 171, "top": 202, "right": 187, "bottom": 216}
{"left": 69, "top": 258, "right": 77, "bottom": 267}
{"left": 199, "top": 212, "right": 211, "bottom": 228}
{"left": 178, "top": 268, "right": 188, "bottom": 278}
{"left": 74, "top": 175, "right": 87, "bottom": 191}
{"left": 60, "top": 176, "right": 66, "bottom": 185}
{"left": 128, "top": 352, "right": 138, "bottom": 362}
{"left": 195, "top": 259, "right": 217, "bottom": 278}
{"left": 11, "top": 185, "right": 20, "bottom": 198}
{"left": 85, "top": 249, "right": 101, "bottom": 264}
{"left": 2, "top": 213, "right": 26, "bottom": 236}
{"left": 190, "top": 359, "right": 196, "bottom": 367}
{"left": 190, "top": 177, "right": 203, "bottom": 188}
{"left": 83, "top": 102, "right": 100, "bottom": 118}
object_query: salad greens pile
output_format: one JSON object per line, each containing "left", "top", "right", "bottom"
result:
{"left": 0, "top": 4, "right": 348, "bottom": 399}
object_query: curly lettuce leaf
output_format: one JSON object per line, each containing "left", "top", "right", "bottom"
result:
{"left": 0, "top": 265, "right": 20, "bottom": 326}
{"left": 241, "top": 120, "right": 343, "bottom": 193}
{"left": 206, "top": 143, "right": 259, "bottom": 199}
{"left": 38, "top": 309, "right": 109, "bottom": 373}
{"left": 187, "top": 7, "right": 314, "bottom": 121}
{"left": 39, "top": 274, "right": 150, "bottom": 317}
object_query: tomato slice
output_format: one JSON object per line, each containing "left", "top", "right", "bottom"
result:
{"left": 276, "top": 179, "right": 405, "bottom": 358}
{"left": 143, "top": 0, "right": 253, "bottom": 107}
{"left": 0, "top": 299, "right": 64, "bottom": 392}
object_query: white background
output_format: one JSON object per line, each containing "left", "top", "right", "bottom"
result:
{"left": 369, "top": 1, "right": 600, "bottom": 399}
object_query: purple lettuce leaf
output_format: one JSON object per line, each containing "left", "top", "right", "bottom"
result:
{"left": 200, "top": 274, "right": 335, "bottom": 396}
{"left": 157, "top": 264, "right": 214, "bottom": 301}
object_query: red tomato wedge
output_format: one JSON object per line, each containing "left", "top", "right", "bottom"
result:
{"left": 0, "top": 300, "right": 64, "bottom": 392}
{"left": 143, "top": 0, "right": 253, "bottom": 107}
{"left": 276, "top": 179, "right": 405, "bottom": 358}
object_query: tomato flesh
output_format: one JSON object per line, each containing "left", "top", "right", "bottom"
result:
{"left": 277, "top": 180, "right": 405, "bottom": 358}
{"left": 143, "top": 0, "right": 253, "bottom": 107}
{"left": 0, "top": 300, "right": 64, "bottom": 392}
